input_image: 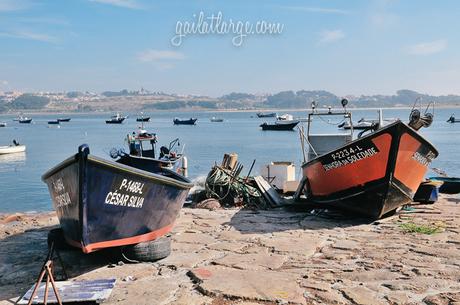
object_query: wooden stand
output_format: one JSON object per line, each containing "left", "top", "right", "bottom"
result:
{"left": 26, "top": 242, "right": 65, "bottom": 305}
{"left": 27, "top": 260, "right": 62, "bottom": 305}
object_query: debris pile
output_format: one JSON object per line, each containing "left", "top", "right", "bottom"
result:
{"left": 203, "top": 153, "right": 268, "bottom": 209}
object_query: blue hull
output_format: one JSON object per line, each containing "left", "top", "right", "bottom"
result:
{"left": 42, "top": 145, "right": 192, "bottom": 253}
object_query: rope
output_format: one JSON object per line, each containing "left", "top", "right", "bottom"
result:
{"left": 204, "top": 166, "right": 265, "bottom": 208}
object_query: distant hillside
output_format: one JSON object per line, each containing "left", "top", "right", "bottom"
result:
{"left": 9, "top": 94, "right": 50, "bottom": 110}
{"left": 1, "top": 89, "right": 460, "bottom": 113}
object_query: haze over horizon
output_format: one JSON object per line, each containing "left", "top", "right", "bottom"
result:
{"left": 1, "top": 0, "right": 459, "bottom": 97}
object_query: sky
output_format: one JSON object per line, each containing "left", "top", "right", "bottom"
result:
{"left": 0, "top": 0, "right": 460, "bottom": 97}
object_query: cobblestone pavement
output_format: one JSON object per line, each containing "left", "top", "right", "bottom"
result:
{"left": 1, "top": 195, "right": 460, "bottom": 304}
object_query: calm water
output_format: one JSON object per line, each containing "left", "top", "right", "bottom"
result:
{"left": 0, "top": 108, "right": 459, "bottom": 213}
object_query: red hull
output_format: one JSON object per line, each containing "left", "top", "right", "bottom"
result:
{"left": 302, "top": 121, "right": 438, "bottom": 218}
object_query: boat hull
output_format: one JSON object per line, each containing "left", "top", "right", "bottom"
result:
{"left": 257, "top": 112, "right": 277, "bottom": 118}
{"left": 173, "top": 118, "right": 197, "bottom": 125}
{"left": 0, "top": 145, "right": 26, "bottom": 155}
{"left": 19, "top": 119, "right": 32, "bottom": 123}
{"left": 106, "top": 118, "right": 125, "bottom": 124}
{"left": 260, "top": 121, "right": 299, "bottom": 130}
{"left": 302, "top": 121, "right": 438, "bottom": 218}
{"left": 42, "top": 146, "right": 192, "bottom": 253}
{"left": 136, "top": 117, "right": 150, "bottom": 122}
{"left": 429, "top": 177, "right": 460, "bottom": 194}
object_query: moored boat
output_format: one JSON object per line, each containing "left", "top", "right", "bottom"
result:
{"left": 173, "top": 118, "right": 197, "bottom": 125}
{"left": 58, "top": 118, "right": 71, "bottom": 122}
{"left": 0, "top": 122, "right": 6, "bottom": 127}
{"left": 338, "top": 120, "right": 376, "bottom": 130}
{"left": 120, "top": 128, "right": 187, "bottom": 174}
{"left": 300, "top": 100, "right": 438, "bottom": 218}
{"left": 48, "top": 120, "right": 60, "bottom": 125}
{"left": 447, "top": 114, "right": 460, "bottom": 123}
{"left": 260, "top": 121, "right": 299, "bottom": 131}
{"left": 42, "top": 145, "right": 192, "bottom": 253}
{"left": 106, "top": 113, "right": 126, "bottom": 124}
{"left": 16, "top": 115, "right": 32, "bottom": 123}
{"left": 210, "top": 117, "right": 224, "bottom": 122}
{"left": 136, "top": 116, "right": 150, "bottom": 122}
{"left": 0, "top": 140, "right": 26, "bottom": 155}
{"left": 257, "top": 112, "right": 277, "bottom": 118}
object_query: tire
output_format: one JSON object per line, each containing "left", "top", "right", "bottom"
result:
{"left": 122, "top": 235, "right": 172, "bottom": 262}
{"left": 47, "top": 228, "right": 74, "bottom": 250}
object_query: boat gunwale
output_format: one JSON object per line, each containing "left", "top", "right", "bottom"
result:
{"left": 121, "top": 153, "right": 183, "bottom": 165}
{"left": 42, "top": 152, "right": 192, "bottom": 189}
{"left": 301, "top": 120, "right": 438, "bottom": 168}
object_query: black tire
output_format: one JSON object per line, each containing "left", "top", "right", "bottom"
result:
{"left": 122, "top": 236, "right": 172, "bottom": 262}
{"left": 47, "top": 228, "right": 74, "bottom": 250}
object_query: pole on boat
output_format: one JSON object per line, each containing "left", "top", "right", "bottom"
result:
{"left": 378, "top": 109, "right": 383, "bottom": 129}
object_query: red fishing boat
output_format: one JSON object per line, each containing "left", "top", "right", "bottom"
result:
{"left": 300, "top": 100, "right": 438, "bottom": 218}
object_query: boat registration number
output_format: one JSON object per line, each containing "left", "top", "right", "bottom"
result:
{"left": 104, "top": 178, "right": 146, "bottom": 209}
{"left": 321, "top": 141, "right": 380, "bottom": 172}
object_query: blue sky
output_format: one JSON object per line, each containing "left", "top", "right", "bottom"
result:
{"left": 0, "top": 0, "right": 459, "bottom": 96}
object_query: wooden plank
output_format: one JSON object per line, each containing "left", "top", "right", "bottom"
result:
{"left": 294, "top": 176, "right": 308, "bottom": 201}
{"left": 254, "top": 176, "right": 284, "bottom": 207}
{"left": 18, "top": 279, "right": 116, "bottom": 304}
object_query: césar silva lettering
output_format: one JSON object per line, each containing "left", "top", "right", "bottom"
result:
{"left": 322, "top": 144, "right": 379, "bottom": 172}
{"left": 52, "top": 178, "right": 71, "bottom": 208}
{"left": 105, "top": 179, "right": 145, "bottom": 208}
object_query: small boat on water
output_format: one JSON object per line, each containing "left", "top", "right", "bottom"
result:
{"left": 58, "top": 118, "right": 71, "bottom": 122}
{"left": 120, "top": 128, "right": 187, "bottom": 173}
{"left": 338, "top": 112, "right": 398, "bottom": 130}
{"left": 15, "top": 116, "right": 32, "bottom": 123}
{"left": 0, "top": 140, "right": 26, "bottom": 155}
{"left": 277, "top": 114, "right": 294, "bottom": 121}
{"left": 447, "top": 114, "right": 460, "bottom": 123}
{"left": 48, "top": 120, "right": 60, "bottom": 125}
{"left": 0, "top": 122, "right": 6, "bottom": 127}
{"left": 299, "top": 99, "right": 438, "bottom": 218}
{"left": 257, "top": 112, "right": 277, "bottom": 118}
{"left": 210, "top": 117, "right": 224, "bottom": 122}
{"left": 338, "top": 120, "right": 376, "bottom": 130}
{"left": 260, "top": 121, "right": 299, "bottom": 131}
{"left": 106, "top": 113, "right": 126, "bottom": 124}
{"left": 173, "top": 118, "right": 197, "bottom": 125}
{"left": 136, "top": 117, "right": 150, "bottom": 122}
{"left": 42, "top": 144, "right": 192, "bottom": 253}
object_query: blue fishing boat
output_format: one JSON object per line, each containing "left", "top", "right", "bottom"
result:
{"left": 42, "top": 145, "right": 192, "bottom": 253}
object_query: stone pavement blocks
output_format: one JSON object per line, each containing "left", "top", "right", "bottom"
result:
{"left": 211, "top": 252, "right": 287, "bottom": 270}
{"left": 189, "top": 266, "right": 305, "bottom": 304}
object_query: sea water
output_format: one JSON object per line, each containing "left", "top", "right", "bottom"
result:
{"left": 0, "top": 108, "right": 458, "bottom": 212}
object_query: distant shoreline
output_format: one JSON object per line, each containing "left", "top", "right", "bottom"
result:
{"left": 2, "top": 104, "right": 460, "bottom": 116}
